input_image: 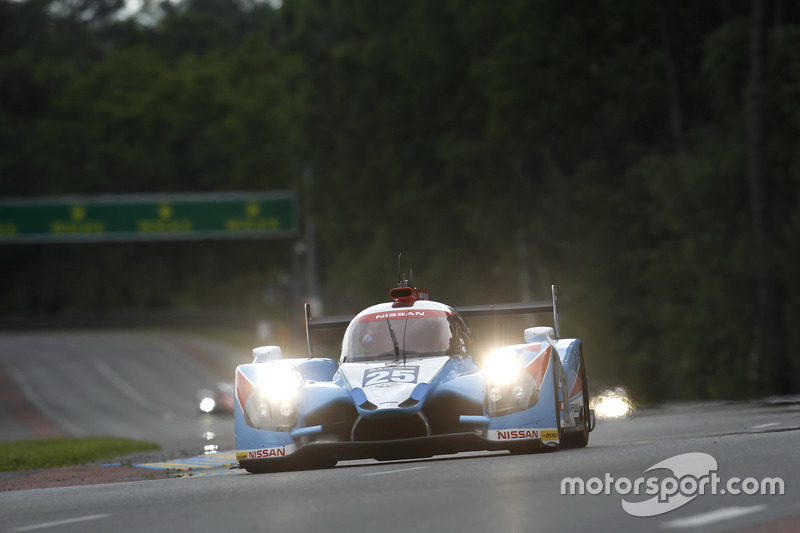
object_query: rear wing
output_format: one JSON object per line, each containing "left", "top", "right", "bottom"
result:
{"left": 456, "top": 285, "right": 560, "bottom": 340}
{"left": 304, "top": 285, "right": 560, "bottom": 357}
{"left": 304, "top": 304, "right": 351, "bottom": 358}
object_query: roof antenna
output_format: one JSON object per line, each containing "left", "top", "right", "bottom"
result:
{"left": 397, "top": 253, "right": 413, "bottom": 288}
{"left": 397, "top": 253, "right": 403, "bottom": 285}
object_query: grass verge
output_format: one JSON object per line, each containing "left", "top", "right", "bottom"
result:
{"left": 0, "top": 437, "right": 160, "bottom": 472}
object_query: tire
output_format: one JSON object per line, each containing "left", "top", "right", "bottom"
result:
{"left": 552, "top": 348, "right": 563, "bottom": 446}
{"left": 561, "top": 347, "right": 589, "bottom": 448}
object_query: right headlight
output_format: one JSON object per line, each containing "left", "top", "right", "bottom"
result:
{"left": 245, "top": 363, "right": 304, "bottom": 431}
{"left": 256, "top": 364, "right": 304, "bottom": 403}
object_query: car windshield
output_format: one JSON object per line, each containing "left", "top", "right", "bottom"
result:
{"left": 342, "top": 308, "right": 472, "bottom": 363}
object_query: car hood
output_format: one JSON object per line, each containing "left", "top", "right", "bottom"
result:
{"left": 339, "top": 356, "right": 451, "bottom": 413}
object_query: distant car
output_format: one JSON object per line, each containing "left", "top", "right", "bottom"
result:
{"left": 234, "top": 278, "right": 594, "bottom": 473}
{"left": 198, "top": 382, "right": 235, "bottom": 414}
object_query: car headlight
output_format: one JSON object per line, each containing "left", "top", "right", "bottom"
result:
{"left": 257, "top": 364, "right": 304, "bottom": 403}
{"left": 485, "top": 348, "right": 523, "bottom": 385}
{"left": 245, "top": 363, "right": 304, "bottom": 431}
{"left": 484, "top": 348, "right": 539, "bottom": 416}
{"left": 199, "top": 397, "right": 216, "bottom": 413}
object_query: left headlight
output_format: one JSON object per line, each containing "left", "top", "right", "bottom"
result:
{"left": 484, "top": 348, "right": 523, "bottom": 385}
{"left": 484, "top": 348, "right": 539, "bottom": 416}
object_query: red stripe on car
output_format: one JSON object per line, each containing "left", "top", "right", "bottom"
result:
{"left": 525, "top": 348, "right": 551, "bottom": 386}
{"left": 236, "top": 369, "right": 255, "bottom": 409}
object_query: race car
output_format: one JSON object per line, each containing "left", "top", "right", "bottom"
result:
{"left": 198, "top": 381, "right": 235, "bottom": 414}
{"left": 234, "top": 277, "right": 594, "bottom": 473}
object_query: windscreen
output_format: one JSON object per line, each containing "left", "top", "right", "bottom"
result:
{"left": 342, "top": 309, "right": 472, "bottom": 362}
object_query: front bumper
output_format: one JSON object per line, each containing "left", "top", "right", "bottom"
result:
{"left": 238, "top": 431, "right": 550, "bottom": 471}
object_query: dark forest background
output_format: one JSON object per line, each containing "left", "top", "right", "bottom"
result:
{"left": 1, "top": 0, "right": 798, "bottom": 404}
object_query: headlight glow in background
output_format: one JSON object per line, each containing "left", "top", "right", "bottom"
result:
{"left": 591, "top": 387, "right": 633, "bottom": 418}
{"left": 199, "top": 397, "right": 216, "bottom": 413}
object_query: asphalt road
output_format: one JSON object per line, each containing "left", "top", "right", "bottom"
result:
{"left": 0, "top": 331, "right": 247, "bottom": 453}
{"left": 1, "top": 332, "right": 799, "bottom": 532}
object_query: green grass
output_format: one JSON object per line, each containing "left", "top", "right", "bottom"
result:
{"left": 0, "top": 437, "right": 160, "bottom": 472}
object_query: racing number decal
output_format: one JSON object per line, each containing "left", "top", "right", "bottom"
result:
{"left": 363, "top": 367, "right": 419, "bottom": 387}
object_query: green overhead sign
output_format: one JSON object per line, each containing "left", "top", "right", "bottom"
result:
{"left": 0, "top": 192, "right": 298, "bottom": 243}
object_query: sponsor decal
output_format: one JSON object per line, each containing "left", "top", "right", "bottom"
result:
{"left": 540, "top": 429, "right": 560, "bottom": 441}
{"left": 375, "top": 311, "right": 426, "bottom": 319}
{"left": 238, "top": 447, "right": 288, "bottom": 460}
{"left": 489, "top": 428, "right": 560, "bottom": 441}
{"left": 495, "top": 429, "right": 540, "bottom": 440}
{"left": 357, "top": 309, "right": 449, "bottom": 322}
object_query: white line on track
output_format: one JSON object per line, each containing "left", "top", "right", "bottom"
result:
{"left": 92, "top": 359, "right": 149, "bottom": 407}
{"left": 361, "top": 466, "right": 430, "bottom": 477}
{"left": 92, "top": 359, "right": 162, "bottom": 413}
{"left": 750, "top": 422, "right": 780, "bottom": 430}
{"left": 6, "top": 366, "right": 85, "bottom": 436}
{"left": 661, "top": 505, "right": 767, "bottom": 529}
{"left": 9, "top": 513, "right": 111, "bottom": 532}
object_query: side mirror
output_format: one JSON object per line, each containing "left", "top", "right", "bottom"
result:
{"left": 253, "top": 345, "right": 282, "bottom": 363}
{"left": 524, "top": 327, "right": 555, "bottom": 342}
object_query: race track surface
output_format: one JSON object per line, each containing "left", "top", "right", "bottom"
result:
{"left": 0, "top": 332, "right": 798, "bottom": 533}
{"left": 0, "top": 332, "right": 245, "bottom": 453}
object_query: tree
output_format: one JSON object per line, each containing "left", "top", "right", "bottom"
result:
{"left": 658, "top": 0, "right": 688, "bottom": 154}
{"left": 747, "top": 0, "right": 785, "bottom": 395}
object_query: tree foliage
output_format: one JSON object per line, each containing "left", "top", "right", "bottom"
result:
{"left": 1, "top": 0, "right": 799, "bottom": 402}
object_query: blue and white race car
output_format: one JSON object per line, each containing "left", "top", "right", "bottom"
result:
{"left": 235, "top": 278, "right": 594, "bottom": 473}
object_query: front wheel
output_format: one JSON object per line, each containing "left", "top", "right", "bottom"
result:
{"left": 561, "top": 347, "right": 589, "bottom": 448}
